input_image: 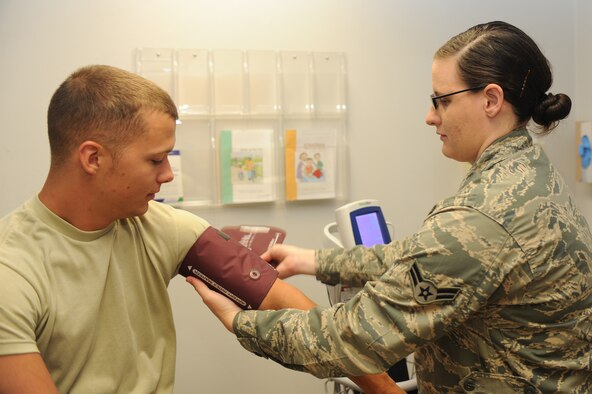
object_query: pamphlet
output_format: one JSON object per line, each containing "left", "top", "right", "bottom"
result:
{"left": 285, "top": 128, "right": 337, "bottom": 201}
{"left": 219, "top": 129, "right": 275, "bottom": 204}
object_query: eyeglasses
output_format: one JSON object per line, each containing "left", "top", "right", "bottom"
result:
{"left": 430, "top": 85, "right": 486, "bottom": 109}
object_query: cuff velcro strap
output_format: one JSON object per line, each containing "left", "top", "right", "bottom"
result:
{"left": 179, "top": 226, "right": 278, "bottom": 309}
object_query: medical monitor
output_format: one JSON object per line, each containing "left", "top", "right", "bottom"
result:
{"left": 334, "top": 200, "right": 391, "bottom": 248}
{"left": 350, "top": 206, "right": 391, "bottom": 247}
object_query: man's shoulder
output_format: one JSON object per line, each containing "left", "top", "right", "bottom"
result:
{"left": 0, "top": 199, "right": 48, "bottom": 291}
{"left": 139, "top": 201, "right": 209, "bottom": 229}
{"left": 126, "top": 201, "right": 210, "bottom": 251}
{"left": 0, "top": 199, "right": 36, "bottom": 246}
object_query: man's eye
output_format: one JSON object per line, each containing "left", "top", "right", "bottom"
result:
{"left": 151, "top": 159, "right": 164, "bottom": 165}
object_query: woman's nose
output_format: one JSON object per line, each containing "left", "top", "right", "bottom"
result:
{"left": 425, "top": 106, "right": 439, "bottom": 126}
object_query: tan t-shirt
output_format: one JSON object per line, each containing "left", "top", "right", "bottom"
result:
{"left": 0, "top": 197, "right": 209, "bottom": 393}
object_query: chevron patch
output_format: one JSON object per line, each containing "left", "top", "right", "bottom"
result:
{"left": 408, "top": 262, "right": 460, "bottom": 304}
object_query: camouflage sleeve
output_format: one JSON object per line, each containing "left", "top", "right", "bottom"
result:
{"left": 233, "top": 206, "right": 524, "bottom": 378}
{"left": 315, "top": 242, "right": 402, "bottom": 287}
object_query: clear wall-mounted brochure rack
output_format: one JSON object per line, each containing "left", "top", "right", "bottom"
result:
{"left": 136, "top": 49, "right": 347, "bottom": 207}
{"left": 176, "top": 49, "right": 211, "bottom": 116}
{"left": 136, "top": 48, "right": 175, "bottom": 99}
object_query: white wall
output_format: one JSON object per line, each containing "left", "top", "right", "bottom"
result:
{"left": 0, "top": 1, "right": 583, "bottom": 393}
{"left": 575, "top": 1, "right": 592, "bottom": 214}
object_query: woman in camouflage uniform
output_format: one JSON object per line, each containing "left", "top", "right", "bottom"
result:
{"left": 190, "top": 21, "right": 591, "bottom": 393}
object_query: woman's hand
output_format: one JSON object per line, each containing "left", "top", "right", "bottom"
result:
{"left": 186, "top": 276, "right": 240, "bottom": 333}
{"left": 260, "top": 244, "right": 316, "bottom": 279}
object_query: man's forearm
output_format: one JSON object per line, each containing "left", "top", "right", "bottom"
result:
{"left": 258, "top": 279, "right": 317, "bottom": 310}
{"left": 349, "top": 372, "right": 405, "bottom": 394}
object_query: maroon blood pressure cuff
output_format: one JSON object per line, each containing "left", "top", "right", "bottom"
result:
{"left": 179, "top": 226, "right": 279, "bottom": 310}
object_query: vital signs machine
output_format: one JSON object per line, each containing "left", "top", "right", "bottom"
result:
{"left": 323, "top": 200, "right": 417, "bottom": 394}
{"left": 325, "top": 200, "right": 392, "bottom": 249}
{"left": 324, "top": 199, "right": 394, "bottom": 304}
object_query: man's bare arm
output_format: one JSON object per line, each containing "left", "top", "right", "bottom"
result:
{"left": 258, "top": 278, "right": 317, "bottom": 310}
{"left": 0, "top": 353, "right": 59, "bottom": 394}
{"left": 350, "top": 373, "right": 405, "bottom": 394}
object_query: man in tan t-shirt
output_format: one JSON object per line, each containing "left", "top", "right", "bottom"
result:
{"left": 0, "top": 65, "right": 401, "bottom": 394}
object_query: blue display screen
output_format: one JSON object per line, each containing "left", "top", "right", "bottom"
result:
{"left": 355, "top": 212, "right": 386, "bottom": 247}
{"left": 351, "top": 207, "right": 391, "bottom": 247}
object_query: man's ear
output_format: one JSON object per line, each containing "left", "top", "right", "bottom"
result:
{"left": 78, "top": 141, "right": 105, "bottom": 175}
{"left": 483, "top": 83, "right": 504, "bottom": 118}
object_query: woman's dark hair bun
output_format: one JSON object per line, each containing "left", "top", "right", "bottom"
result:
{"left": 531, "top": 92, "right": 571, "bottom": 134}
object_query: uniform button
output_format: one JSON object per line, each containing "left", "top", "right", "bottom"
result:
{"left": 463, "top": 379, "right": 476, "bottom": 391}
{"left": 524, "top": 387, "right": 536, "bottom": 394}
{"left": 249, "top": 269, "right": 261, "bottom": 280}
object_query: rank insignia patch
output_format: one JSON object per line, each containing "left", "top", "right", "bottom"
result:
{"left": 409, "top": 262, "right": 460, "bottom": 304}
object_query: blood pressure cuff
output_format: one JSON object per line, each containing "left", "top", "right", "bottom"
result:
{"left": 179, "top": 226, "right": 279, "bottom": 310}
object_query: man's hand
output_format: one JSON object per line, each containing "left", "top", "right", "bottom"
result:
{"left": 260, "top": 244, "right": 316, "bottom": 279}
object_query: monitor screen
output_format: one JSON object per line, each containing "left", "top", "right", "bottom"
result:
{"left": 355, "top": 212, "right": 386, "bottom": 247}
{"left": 350, "top": 207, "right": 391, "bottom": 247}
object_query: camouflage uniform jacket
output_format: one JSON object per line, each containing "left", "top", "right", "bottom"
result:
{"left": 234, "top": 129, "right": 592, "bottom": 393}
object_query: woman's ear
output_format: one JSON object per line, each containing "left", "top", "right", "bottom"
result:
{"left": 483, "top": 83, "right": 504, "bottom": 118}
{"left": 78, "top": 141, "right": 104, "bottom": 175}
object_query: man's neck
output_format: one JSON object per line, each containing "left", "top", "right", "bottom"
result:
{"left": 38, "top": 170, "right": 114, "bottom": 231}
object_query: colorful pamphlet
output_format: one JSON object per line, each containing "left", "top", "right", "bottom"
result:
{"left": 219, "top": 129, "right": 275, "bottom": 204}
{"left": 285, "top": 128, "right": 337, "bottom": 200}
